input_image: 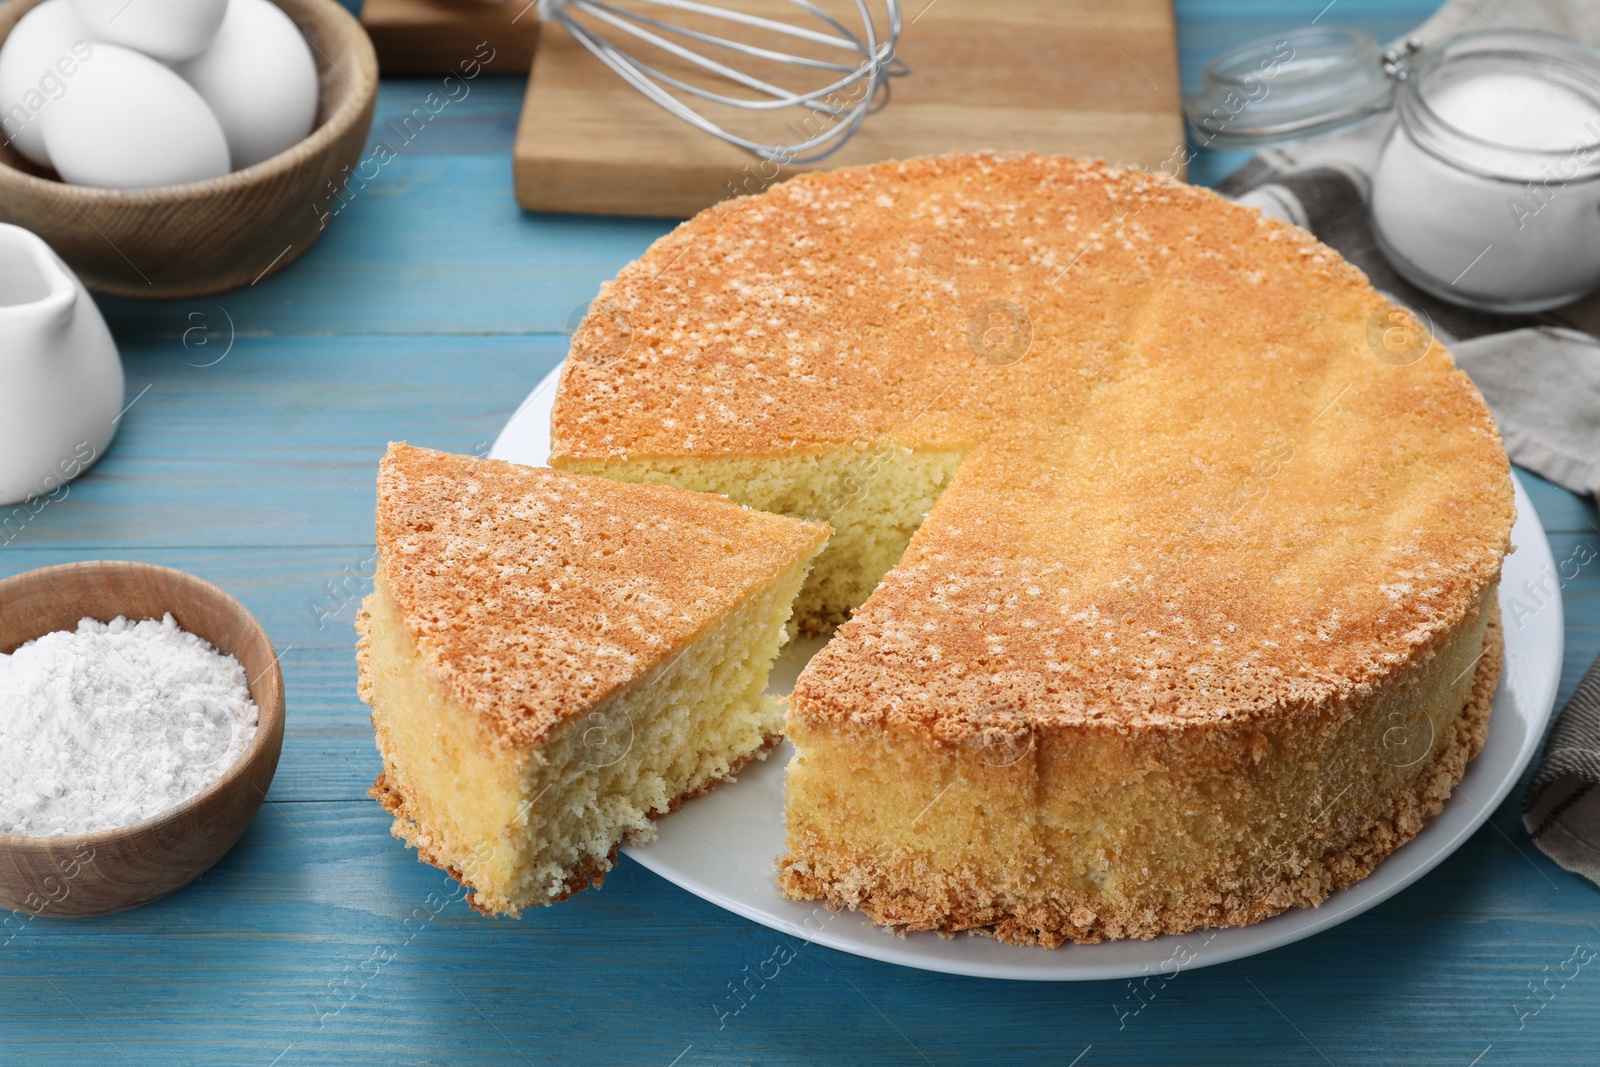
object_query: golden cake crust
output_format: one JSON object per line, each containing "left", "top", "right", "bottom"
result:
{"left": 550, "top": 152, "right": 1514, "bottom": 741}
{"left": 369, "top": 443, "right": 829, "bottom": 750}
{"left": 778, "top": 608, "right": 1502, "bottom": 946}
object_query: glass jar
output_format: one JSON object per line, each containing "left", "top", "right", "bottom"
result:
{"left": 1186, "top": 27, "right": 1600, "bottom": 314}
{"left": 1371, "top": 31, "right": 1600, "bottom": 314}
{"left": 1184, "top": 27, "right": 1398, "bottom": 151}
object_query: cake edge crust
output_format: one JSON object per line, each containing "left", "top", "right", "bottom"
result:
{"left": 777, "top": 606, "right": 1504, "bottom": 948}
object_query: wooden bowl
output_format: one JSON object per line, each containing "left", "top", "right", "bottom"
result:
{"left": 0, "top": 0, "right": 377, "bottom": 298}
{"left": 0, "top": 561, "right": 285, "bottom": 917}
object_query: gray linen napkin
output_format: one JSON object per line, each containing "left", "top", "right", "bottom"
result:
{"left": 1208, "top": 0, "right": 1600, "bottom": 884}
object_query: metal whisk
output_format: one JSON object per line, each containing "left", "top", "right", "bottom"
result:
{"left": 536, "top": 0, "right": 906, "bottom": 164}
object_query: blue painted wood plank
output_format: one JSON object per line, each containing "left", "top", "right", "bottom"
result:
{"left": 366, "top": 74, "right": 527, "bottom": 157}
{"left": 94, "top": 153, "right": 675, "bottom": 340}
{"left": 2, "top": 797, "right": 1598, "bottom": 1066}
{"left": 1520, "top": 470, "right": 1600, "bottom": 536}
{"left": 0, "top": 334, "right": 562, "bottom": 550}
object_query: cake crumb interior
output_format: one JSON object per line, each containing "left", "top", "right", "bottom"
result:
{"left": 557, "top": 446, "right": 966, "bottom": 633}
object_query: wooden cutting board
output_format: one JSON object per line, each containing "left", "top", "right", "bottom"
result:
{"left": 513, "top": 0, "right": 1183, "bottom": 218}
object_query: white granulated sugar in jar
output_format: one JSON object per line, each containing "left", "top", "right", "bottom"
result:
{"left": 1371, "top": 68, "right": 1600, "bottom": 308}
{"left": 0, "top": 614, "right": 260, "bottom": 836}
{"left": 1428, "top": 71, "right": 1597, "bottom": 154}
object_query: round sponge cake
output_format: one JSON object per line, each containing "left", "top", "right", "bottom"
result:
{"left": 550, "top": 152, "right": 1514, "bottom": 945}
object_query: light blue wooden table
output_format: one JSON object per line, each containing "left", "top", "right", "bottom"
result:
{"left": 4, "top": 1, "right": 1599, "bottom": 1063}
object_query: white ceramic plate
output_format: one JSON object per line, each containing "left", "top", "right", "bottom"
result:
{"left": 494, "top": 365, "right": 1562, "bottom": 982}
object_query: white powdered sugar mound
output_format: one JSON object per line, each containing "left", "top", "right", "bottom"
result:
{"left": 0, "top": 614, "right": 260, "bottom": 836}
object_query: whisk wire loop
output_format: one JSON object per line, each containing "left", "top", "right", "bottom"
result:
{"left": 539, "top": 0, "right": 905, "bottom": 163}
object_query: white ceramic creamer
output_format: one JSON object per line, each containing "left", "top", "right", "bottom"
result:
{"left": 0, "top": 223, "right": 121, "bottom": 508}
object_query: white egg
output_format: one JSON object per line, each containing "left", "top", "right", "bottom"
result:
{"left": 67, "top": 0, "right": 228, "bottom": 63}
{"left": 43, "top": 44, "right": 229, "bottom": 189}
{"left": 175, "top": 0, "right": 317, "bottom": 169}
{"left": 0, "top": 0, "right": 93, "bottom": 166}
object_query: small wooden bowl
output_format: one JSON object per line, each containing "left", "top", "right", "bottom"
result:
{"left": 0, "top": 0, "right": 377, "bottom": 298}
{"left": 0, "top": 561, "right": 285, "bottom": 917}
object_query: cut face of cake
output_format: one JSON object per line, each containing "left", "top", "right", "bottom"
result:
{"left": 549, "top": 152, "right": 1515, "bottom": 945}
{"left": 357, "top": 444, "right": 828, "bottom": 915}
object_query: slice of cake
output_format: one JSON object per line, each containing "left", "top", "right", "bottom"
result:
{"left": 356, "top": 443, "right": 829, "bottom": 916}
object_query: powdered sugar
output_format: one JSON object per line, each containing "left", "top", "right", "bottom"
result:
{"left": 0, "top": 615, "right": 259, "bottom": 836}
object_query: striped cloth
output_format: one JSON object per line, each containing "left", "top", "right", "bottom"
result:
{"left": 1525, "top": 662, "right": 1600, "bottom": 884}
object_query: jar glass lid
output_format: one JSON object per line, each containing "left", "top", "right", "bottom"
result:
{"left": 1185, "top": 27, "right": 1406, "bottom": 150}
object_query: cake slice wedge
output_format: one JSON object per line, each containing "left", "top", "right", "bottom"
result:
{"left": 356, "top": 443, "right": 829, "bottom": 916}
